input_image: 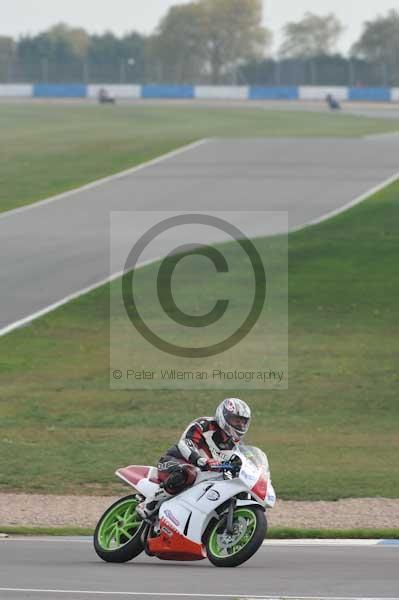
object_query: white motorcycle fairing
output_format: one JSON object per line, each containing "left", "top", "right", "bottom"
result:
{"left": 116, "top": 446, "right": 276, "bottom": 561}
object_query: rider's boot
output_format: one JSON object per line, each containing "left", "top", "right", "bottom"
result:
{"left": 136, "top": 487, "right": 171, "bottom": 520}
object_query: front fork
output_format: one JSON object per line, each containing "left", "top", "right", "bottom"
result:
{"left": 226, "top": 497, "right": 237, "bottom": 534}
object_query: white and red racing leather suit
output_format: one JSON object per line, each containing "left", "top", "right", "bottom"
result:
{"left": 157, "top": 416, "right": 238, "bottom": 494}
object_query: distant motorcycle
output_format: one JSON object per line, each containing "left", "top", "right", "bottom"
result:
{"left": 326, "top": 93, "right": 341, "bottom": 111}
{"left": 98, "top": 88, "right": 115, "bottom": 104}
{"left": 94, "top": 445, "right": 276, "bottom": 567}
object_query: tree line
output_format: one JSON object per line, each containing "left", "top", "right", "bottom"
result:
{"left": 1, "top": 1, "right": 399, "bottom": 85}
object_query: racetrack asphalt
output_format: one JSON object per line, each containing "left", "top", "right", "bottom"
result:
{"left": 1, "top": 136, "right": 399, "bottom": 334}
{"left": 0, "top": 538, "right": 398, "bottom": 599}
{"left": 7, "top": 98, "right": 399, "bottom": 122}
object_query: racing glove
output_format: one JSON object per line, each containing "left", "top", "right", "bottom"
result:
{"left": 197, "top": 457, "right": 220, "bottom": 471}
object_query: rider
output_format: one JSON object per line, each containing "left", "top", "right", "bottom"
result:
{"left": 137, "top": 397, "right": 251, "bottom": 519}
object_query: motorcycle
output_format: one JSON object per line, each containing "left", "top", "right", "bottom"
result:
{"left": 326, "top": 93, "right": 341, "bottom": 110}
{"left": 94, "top": 445, "right": 276, "bottom": 568}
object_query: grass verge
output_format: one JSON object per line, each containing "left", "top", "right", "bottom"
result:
{"left": 2, "top": 102, "right": 399, "bottom": 212}
{"left": 0, "top": 526, "right": 93, "bottom": 536}
{"left": 1, "top": 525, "right": 398, "bottom": 539}
{"left": 1, "top": 177, "right": 398, "bottom": 499}
{"left": 268, "top": 528, "right": 399, "bottom": 539}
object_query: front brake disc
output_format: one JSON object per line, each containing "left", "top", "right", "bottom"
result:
{"left": 216, "top": 516, "right": 248, "bottom": 549}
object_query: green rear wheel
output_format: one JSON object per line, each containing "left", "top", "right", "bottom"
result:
{"left": 94, "top": 495, "right": 145, "bottom": 563}
{"left": 206, "top": 506, "right": 266, "bottom": 567}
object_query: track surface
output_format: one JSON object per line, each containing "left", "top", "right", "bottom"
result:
{"left": 6, "top": 98, "right": 399, "bottom": 121}
{"left": 1, "top": 137, "right": 399, "bottom": 333}
{"left": 2, "top": 111, "right": 399, "bottom": 599}
{"left": 0, "top": 538, "right": 398, "bottom": 599}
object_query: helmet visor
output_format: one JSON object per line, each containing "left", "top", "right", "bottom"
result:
{"left": 225, "top": 414, "right": 249, "bottom": 433}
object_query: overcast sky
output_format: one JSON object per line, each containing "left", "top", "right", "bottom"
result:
{"left": 3, "top": 0, "right": 397, "bottom": 54}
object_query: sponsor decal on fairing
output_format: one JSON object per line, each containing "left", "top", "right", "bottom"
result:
{"left": 206, "top": 489, "right": 221, "bottom": 501}
{"left": 164, "top": 509, "right": 180, "bottom": 527}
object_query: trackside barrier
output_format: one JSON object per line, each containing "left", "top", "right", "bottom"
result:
{"left": 33, "top": 84, "right": 87, "bottom": 98}
{"left": 87, "top": 84, "right": 141, "bottom": 99}
{"left": 348, "top": 87, "right": 391, "bottom": 102}
{"left": 142, "top": 84, "right": 194, "bottom": 99}
{"left": 249, "top": 86, "right": 299, "bottom": 100}
{"left": 298, "top": 86, "right": 348, "bottom": 101}
{"left": 392, "top": 88, "right": 399, "bottom": 102}
{"left": 0, "top": 84, "right": 33, "bottom": 97}
{"left": 195, "top": 85, "right": 248, "bottom": 100}
{"left": 1, "top": 84, "right": 399, "bottom": 101}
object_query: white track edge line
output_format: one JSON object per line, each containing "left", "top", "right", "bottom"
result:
{"left": 263, "top": 539, "right": 382, "bottom": 546}
{"left": 0, "top": 590, "right": 397, "bottom": 599}
{"left": 0, "top": 138, "right": 210, "bottom": 221}
{"left": 290, "top": 168, "right": 399, "bottom": 233}
{"left": 364, "top": 131, "right": 399, "bottom": 140}
{"left": 0, "top": 256, "right": 161, "bottom": 337}
{"left": 1, "top": 151, "right": 398, "bottom": 338}
{"left": 0, "top": 538, "right": 392, "bottom": 547}
{"left": 0, "top": 136, "right": 209, "bottom": 338}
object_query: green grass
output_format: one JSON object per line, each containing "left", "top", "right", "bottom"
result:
{"left": 269, "top": 528, "right": 399, "bottom": 539}
{"left": 1, "top": 526, "right": 398, "bottom": 539}
{"left": 1, "top": 174, "right": 398, "bottom": 500}
{"left": 0, "top": 526, "right": 93, "bottom": 537}
{"left": 2, "top": 102, "right": 399, "bottom": 212}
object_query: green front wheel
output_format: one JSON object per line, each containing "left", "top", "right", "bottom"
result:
{"left": 205, "top": 506, "right": 266, "bottom": 567}
{"left": 94, "top": 495, "right": 145, "bottom": 563}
